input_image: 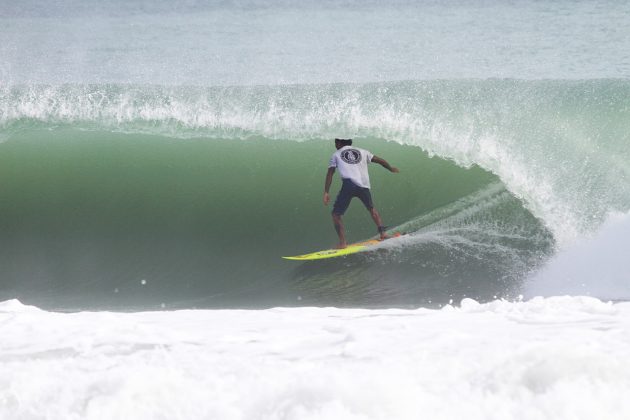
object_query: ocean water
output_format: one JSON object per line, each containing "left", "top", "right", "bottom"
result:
{"left": 1, "top": 0, "right": 630, "bottom": 418}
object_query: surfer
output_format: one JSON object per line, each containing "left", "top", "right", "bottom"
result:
{"left": 324, "top": 138, "right": 399, "bottom": 249}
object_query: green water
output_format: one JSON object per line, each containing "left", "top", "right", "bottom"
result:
{"left": 0, "top": 130, "right": 547, "bottom": 309}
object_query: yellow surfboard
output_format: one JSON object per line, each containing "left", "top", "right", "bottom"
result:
{"left": 282, "top": 233, "right": 402, "bottom": 261}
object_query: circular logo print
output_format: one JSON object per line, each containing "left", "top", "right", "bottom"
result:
{"left": 340, "top": 149, "right": 362, "bottom": 164}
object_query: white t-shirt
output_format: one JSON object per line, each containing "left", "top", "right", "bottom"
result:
{"left": 328, "top": 146, "right": 374, "bottom": 189}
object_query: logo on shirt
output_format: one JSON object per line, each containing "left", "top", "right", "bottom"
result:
{"left": 340, "top": 149, "right": 362, "bottom": 164}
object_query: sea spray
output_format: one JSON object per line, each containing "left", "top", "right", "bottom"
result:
{"left": 526, "top": 212, "right": 630, "bottom": 300}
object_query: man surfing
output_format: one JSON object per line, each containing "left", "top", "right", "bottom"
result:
{"left": 323, "top": 138, "right": 399, "bottom": 249}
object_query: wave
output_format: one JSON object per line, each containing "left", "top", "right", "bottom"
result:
{"left": 0, "top": 130, "right": 548, "bottom": 309}
{"left": 0, "top": 79, "right": 628, "bottom": 308}
{"left": 3, "top": 80, "right": 629, "bottom": 244}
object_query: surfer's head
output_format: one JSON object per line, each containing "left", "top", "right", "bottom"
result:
{"left": 334, "top": 138, "right": 353, "bottom": 149}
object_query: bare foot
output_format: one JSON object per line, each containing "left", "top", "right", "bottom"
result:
{"left": 379, "top": 234, "right": 390, "bottom": 241}
{"left": 334, "top": 243, "right": 348, "bottom": 249}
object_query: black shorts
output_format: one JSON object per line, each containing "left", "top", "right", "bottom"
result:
{"left": 332, "top": 179, "right": 374, "bottom": 215}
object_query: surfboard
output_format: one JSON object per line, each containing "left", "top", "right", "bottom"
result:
{"left": 282, "top": 233, "right": 402, "bottom": 261}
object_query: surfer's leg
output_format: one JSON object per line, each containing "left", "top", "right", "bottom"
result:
{"left": 331, "top": 213, "right": 347, "bottom": 249}
{"left": 331, "top": 180, "right": 353, "bottom": 249}
{"left": 357, "top": 188, "right": 388, "bottom": 240}
{"left": 369, "top": 208, "right": 388, "bottom": 240}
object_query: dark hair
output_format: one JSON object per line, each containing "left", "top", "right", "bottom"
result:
{"left": 334, "top": 138, "right": 353, "bottom": 147}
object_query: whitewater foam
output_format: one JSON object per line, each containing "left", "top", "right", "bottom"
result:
{"left": 1, "top": 297, "right": 629, "bottom": 419}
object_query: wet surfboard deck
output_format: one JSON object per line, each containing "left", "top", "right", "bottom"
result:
{"left": 282, "top": 233, "right": 402, "bottom": 261}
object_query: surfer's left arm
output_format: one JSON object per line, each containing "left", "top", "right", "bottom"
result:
{"left": 323, "top": 167, "right": 335, "bottom": 205}
{"left": 371, "top": 156, "right": 399, "bottom": 173}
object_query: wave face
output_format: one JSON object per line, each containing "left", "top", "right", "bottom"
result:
{"left": 1, "top": 79, "right": 629, "bottom": 309}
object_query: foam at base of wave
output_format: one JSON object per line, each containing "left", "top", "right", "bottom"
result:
{"left": 1, "top": 297, "right": 628, "bottom": 420}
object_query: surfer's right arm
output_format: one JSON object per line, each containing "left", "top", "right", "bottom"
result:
{"left": 371, "top": 156, "right": 399, "bottom": 173}
{"left": 324, "top": 167, "right": 335, "bottom": 205}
